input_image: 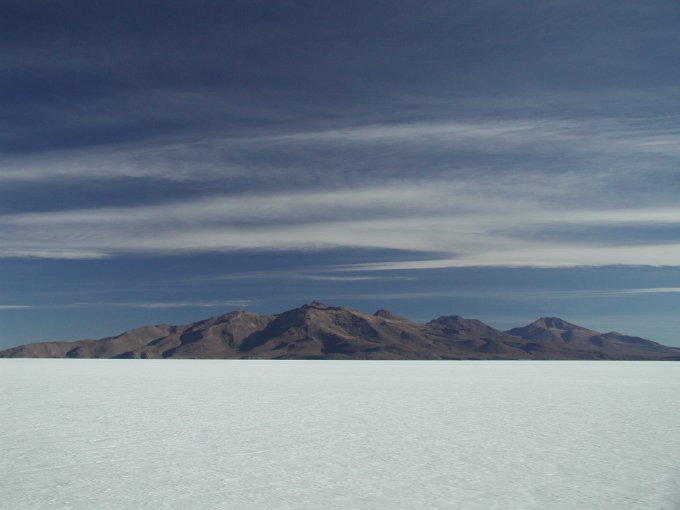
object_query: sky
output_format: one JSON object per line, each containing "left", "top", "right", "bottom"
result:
{"left": 2, "top": 0, "right": 680, "bottom": 348}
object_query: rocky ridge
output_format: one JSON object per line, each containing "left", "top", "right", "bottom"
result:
{"left": 2, "top": 302, "right": 678, "bottom": 360}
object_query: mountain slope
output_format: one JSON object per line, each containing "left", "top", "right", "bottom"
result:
{"left": 506, "top": 317, "right": 679, "bottom": 360}
{"left": 1, "top": 303, "right": 678, "bottom": 360}
{"left": 0, "top": 311, "right": 273, "bottom": 360}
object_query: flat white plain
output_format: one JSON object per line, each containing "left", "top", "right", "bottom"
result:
{"left": 1, "top": 360, "right": 679, "bottom": 509}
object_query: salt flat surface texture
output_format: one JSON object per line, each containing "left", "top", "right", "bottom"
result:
{"left": 1, "top": 360, "right": 679, "bottom": 510}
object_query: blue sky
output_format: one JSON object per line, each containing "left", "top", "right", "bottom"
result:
{"left": 2, "top": 0, "right": 680, "bottom": 348}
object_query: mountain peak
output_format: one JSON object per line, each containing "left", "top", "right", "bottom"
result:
{"left": 305, "top": 300, "right": 329, "bottom": 309}
{"left": 428, "top": 315, "right": 468, "bottom": 325}
{"left": 426, "top": 315, "right": 505, "bottom": 338}
{"left": 531, "top": 317, "right": 579, "bottom": 330}
{"left": 373, "top": 309, "right": 407, "bottom": 321}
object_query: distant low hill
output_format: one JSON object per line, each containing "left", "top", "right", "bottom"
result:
{"left": 2, "top": 302, "right": 678, "bottom": 360}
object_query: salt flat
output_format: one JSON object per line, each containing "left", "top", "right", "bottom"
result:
{"left": 1, "top": 360, "right": 679, "bottom": 509}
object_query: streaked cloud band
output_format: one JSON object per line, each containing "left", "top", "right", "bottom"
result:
{"left": 1, "top": 179, "right": 680, "bottom": 268}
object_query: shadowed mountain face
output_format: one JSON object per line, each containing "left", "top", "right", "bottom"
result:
{"left": 1, "top": 303, "right": 679, "bottom": 360}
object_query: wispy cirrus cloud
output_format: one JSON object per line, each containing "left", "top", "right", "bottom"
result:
{"left": 339, "top": 242, "right": 680, "bottom": 270}
{"left": 260, "top": 116, "right": 680, "bottom": 159}
{"left": 543, "top": 287, "right": 680, "bottom": 299}
{"left": 320, "top": 287, "right": 680, "bottom": 302}
{"left": 182, "top": 270, "right": 416, "bottom": 283}
{"left": 2, "top": 179, "right": 680, "bottom": 267}
{"left": 2, "top": 115, "right": 679, "bottom": 184}
{"left": 0, "top": 300, "right": 252, "bottom": 310}
{"left": 0, "top": 249, "right": 110, "bottom": 260}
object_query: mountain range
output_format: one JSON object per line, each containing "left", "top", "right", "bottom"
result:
{"left": 1, "top": 301, "right": 678, "bottom": 360}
